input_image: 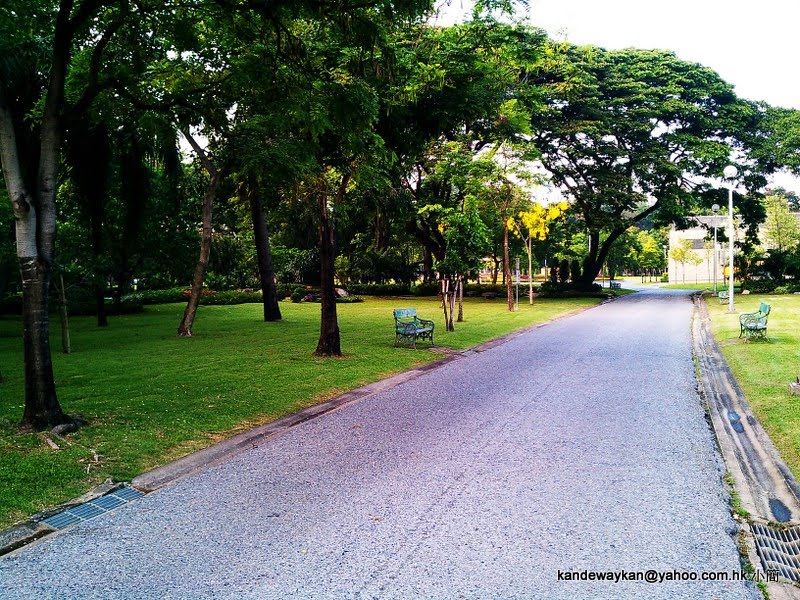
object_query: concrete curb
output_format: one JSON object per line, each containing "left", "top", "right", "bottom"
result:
{"left": 132, "top": 299, "right": 611, "bottom": 493}
{"left": 692, "top": 294, "right": 800, "bottom": 599}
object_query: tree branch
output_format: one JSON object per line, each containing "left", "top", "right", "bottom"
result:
{"left": 181, "top": 130, "right": 217, "bottom": 177}
{"left": 0, "top": 86, "right": 32, "bottom": 217}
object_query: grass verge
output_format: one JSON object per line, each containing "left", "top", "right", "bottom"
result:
{"left": 0, "top": 295, "right": 601, "bottom": 527}
{"left": 705, "top": 293, "right": 800, "bottom": 481}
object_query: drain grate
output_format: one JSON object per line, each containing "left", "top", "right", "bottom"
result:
{"left": 751, "top": 522, "right": 800, "bottom": 582}
{"left": 41, "top": 486, "right": 144, "bottom": 531}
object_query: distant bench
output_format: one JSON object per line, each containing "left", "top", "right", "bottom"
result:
{"left": 393, "top": 308, "right": 435, "bottom": 349}
{"left": 739, "top": 302, "right": 770, "bottom": 341}
{"left": 609, "top": 281, "right": 621, "bottom": 290}
{"left": 718, "top": 290, "right": 729, "bottom": 303}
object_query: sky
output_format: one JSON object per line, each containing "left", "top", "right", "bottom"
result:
{"left": 431, "top": 0, "right": 800, "bottom": 192}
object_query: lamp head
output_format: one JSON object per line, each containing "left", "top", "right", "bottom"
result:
{"left": 723, "top": 165, "right": 738, "bottom": 180}
{"left": 712, "top": 203, "right": 720, "bottom": 213}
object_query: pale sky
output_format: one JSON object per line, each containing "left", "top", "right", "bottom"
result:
{"left": 432, "top": 0, "right": 800, "bottom": 192}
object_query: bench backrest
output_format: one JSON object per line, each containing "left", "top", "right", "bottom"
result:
{"left": 759, "top": 302, "right": 771, "bottom": 317}
{"left": 393, "top": 308, "right": 417, "bottom": 321}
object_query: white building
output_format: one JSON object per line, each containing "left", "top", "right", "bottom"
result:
{"left": 667, "top": 216, "right": 730, "bottom": 284}
{"left": 667, "top": 213, "right": 800, "bottom": 284}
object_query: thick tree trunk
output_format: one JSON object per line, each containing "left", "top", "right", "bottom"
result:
{"left": 178, "top": 142, "right": 220, "bottom": 336}
{"left": 20, "top": 258, "right": 69, "bottom": 430}
{"left": 246, "top": 181, "right": 281, "bottom": 322}
{"left": 315, "top": 193, "right": 340, "bottom": 356}
{"left": 492, "top": 254, "right": 499, "bottom": 285}
{"left": 440, "top": 278, "right": 450, "bottom": 331}
{"left": 575, "top": 230, "right": 625, "bottom": 291}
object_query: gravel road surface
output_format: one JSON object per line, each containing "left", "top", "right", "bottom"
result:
{"left": 0, "top": 288, "right": 758, "bottom": 599}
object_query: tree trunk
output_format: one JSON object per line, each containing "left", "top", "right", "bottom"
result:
{"left": 95, "top": 285, "right": 108, "bottom": 327}
{"left": 20, "top": 258, "right": 69, "bottom": 430}
{"left": 178, "top": 134, "right": 220, "bottom": 337}
{"left": 423, "top": 247, "right": 433, "bottom": 283}
{"left": 503, "top": 218, "right": 513, "bottom": 312}
{"left": 527, "top": 240, "right": 534, "bottom": 305}
{"left": 57, "top": 275, "right": 71, "bottom": 354}
{"left": 441, "top": 277, "right": 450, "bottom": 331}
{"left": 492, "top": 254, "right": 499, "bottom": 285}
{"left": 456, "top": 275, "right": 464, "bottom": 322}
{"left": 576, "top": 230, "right": 625, "bottom": 291}
{"left": 315, "top": 191, "right": 341, "bottom": 356}
{"left": 246, "top": 181, "right": 281, "bottom": 322}
{"left": 448, "top": 279, "right": 456, "bottom": 331}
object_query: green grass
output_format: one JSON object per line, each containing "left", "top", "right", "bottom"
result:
{"left": 0, "top": 295, "right": 601, "bottom": 527}
{"left": 706, "top": 293, "right": 800, "bottom": 480}
{"left": 662, "top": 282, "right": 717, "bottom": 290}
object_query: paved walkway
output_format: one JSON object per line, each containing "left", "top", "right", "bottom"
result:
{"left": 0, "top": 289, "right": 758, "bottom": 599}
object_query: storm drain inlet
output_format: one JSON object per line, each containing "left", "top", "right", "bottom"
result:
{"left": 751, "top": 522, "right": 800, "bottom": 582}
{"left": 41, "top": 485, "right": 144, "bottom": 530}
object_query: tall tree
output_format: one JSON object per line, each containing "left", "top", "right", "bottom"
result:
{"left": 529, "top": 45, "right": 770, "bottom": 290}
{"left": 0, "top": 0, "right": 139, "bottom": 430}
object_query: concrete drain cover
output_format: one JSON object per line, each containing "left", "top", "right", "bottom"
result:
{"left": 751, "top": 522, "right": 800, "bottom": 581}
{"left": 41, "top": 486, "right": 144, "bottom": 530}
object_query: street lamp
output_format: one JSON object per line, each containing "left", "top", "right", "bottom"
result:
{"left": 662, "top": 244, "right": 667, "bottom": 281}
{"left": 723, "top": 165, "right": 737, "bottom": 313}
{"left": 711, "top": 204, "right": 720, "bottom": 293}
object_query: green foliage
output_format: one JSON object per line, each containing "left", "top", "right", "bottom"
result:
{"left": 345, "top": 283, "right": 411, "bottom": 296}
{"left": 122, "top": 288, "right": 265, "bottom": 306}
{"left": 558, "top": 259, "right": 570, "bottom": 284}
{"left": 411, "top": 282, "right": 439, "bottom": 296}
{"left": 763, "top": 194, "right": 800, "bottom": 253}
{"left": 570, "top": 259, "right": 581, "bottom": 282}
{"left": 436, "top": 209, "right": 491, "bottom": 277}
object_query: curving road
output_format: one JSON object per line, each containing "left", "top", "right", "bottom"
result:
{"left": 0, "top": 288, "right": 758, "bottom": 599}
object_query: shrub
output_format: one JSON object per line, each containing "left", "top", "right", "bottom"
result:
{"left": 743, "top": 280, "right": 777, "bottom": 294}
{"left": 123, "top": 287, "right": 187, "bottom": 305}
{"left": 411, "top": 282, "right": 439, "bottom": 296}
{"left": 558, "top": 259, "right": 570, "bottom": 284}
{"left": 336, "top": 295, "right": 364, "bottom": 303}
{"left": 570, "top": 259, "right": 582, "bottom": 282}
{"left": 290, "top": 292, "right": 303, "bottom": 303}
{"left": 773, "top": 285, "right": 791, "bottom": 295}
{"left": 345, "top": 283, "right": 411, "bottom": 296}
{"left": 463, "top": 283, "right": 510, "bottom": 297}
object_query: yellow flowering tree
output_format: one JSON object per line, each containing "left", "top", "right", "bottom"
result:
{"left": 509, "top": 201, "right": 568, "bottom": 303}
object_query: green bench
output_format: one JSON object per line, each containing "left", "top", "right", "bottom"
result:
{"left": 718, "top": 290, "right": 729, "bottom": 303}
{"left": 393, "top": 308, "right": 435, "bottom": 349}
{"left": 739, "top": 302, "right": 771, "bottom": 341}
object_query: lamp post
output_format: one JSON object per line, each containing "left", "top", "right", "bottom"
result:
{"left": 723, "top": 165, "right": 737, "bottom": 313}
{"left": 662, "top": 243, "right": 667, "bottom": 281}
{"left": 711, "top": 204, "right": 720, "bottom": 293}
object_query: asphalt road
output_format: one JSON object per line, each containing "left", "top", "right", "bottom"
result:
{"left": 0, "top": 288, "right": 758, "bottom": 599}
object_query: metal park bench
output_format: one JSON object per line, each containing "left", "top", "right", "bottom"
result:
{"left": 393, "top": 308, "right": 435, "bottom": 349}
{"left": 609, "top": 281, "right": 621, "bottom": 290}
{"left": 739, "top": 302, "right": 770, "bottom": 341}
{"left": 718, "top": 290, "right": 729, "bottom": 304}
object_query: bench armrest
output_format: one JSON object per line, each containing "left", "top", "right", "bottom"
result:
{"left": 416, "top": 317, "right": 435, "bottom": 329}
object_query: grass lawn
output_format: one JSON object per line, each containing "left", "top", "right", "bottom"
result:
{"left": 662, "top": 282, "right": 719, "bottom": 290}
{"left": 706, "top": 293, "right": 800, "bottom": 479}
{"left": 0, "top": 295, "right": 602, "bottom": 528}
